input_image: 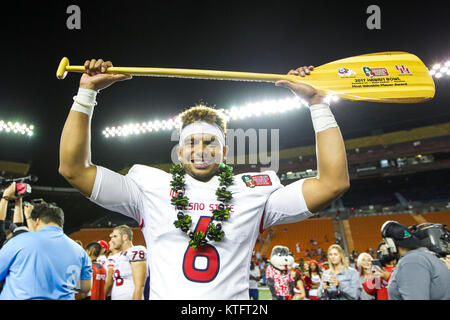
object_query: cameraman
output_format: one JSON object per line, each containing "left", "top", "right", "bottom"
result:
{"left": 381, "top": 221, "right": 450, "bottom": 300}
{"left": 362, "top": 241, "right": 396, "bottom": 300}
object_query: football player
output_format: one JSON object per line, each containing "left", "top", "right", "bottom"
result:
{"left": 85, "top": 241, "right": 107, "bottom": 300}
{"left": 106, "top": 225, "right": 147, "bottom": 300}
{"left": 59, "top": 59, "right": 349, "bottom": 299}
{"left": 96, "top": 240, "right": 109, "bottom": 268}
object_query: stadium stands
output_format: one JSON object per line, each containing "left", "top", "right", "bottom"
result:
{"left": 70, "top": 228, "right": 146, "bottom": 248}
{"left": 344, "top": 210, "right": 450, "bottom": 254}
{"left": 257, "top": 217, "right": 335, "bottom": 261}
{"left": 347, "top": 213, "right": 418, "bottom": 254}
{"left": 422, "top": 210, "right": 450, "bottom": 226}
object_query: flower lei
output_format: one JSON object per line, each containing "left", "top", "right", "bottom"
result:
{"left": 170, "top": 163, "right": 234, "bottom": 250}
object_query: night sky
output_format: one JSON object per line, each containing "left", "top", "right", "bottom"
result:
{"left": 0, "top": 0, "right": 449, "bottom": 187}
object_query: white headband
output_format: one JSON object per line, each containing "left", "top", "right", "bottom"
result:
{"left": 179, "top": 121, "right": 225, "bottom": 147}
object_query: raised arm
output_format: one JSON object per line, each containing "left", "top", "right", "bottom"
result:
{"left": 0, "top": 183, "right": 15, "bottom": 221}
{"left": 58, "top": 59, "right": 132, "bottom": 197}
{"left": 23, "top": 203, "right": 35, "bottom": 232}
{"left": 12, "top": 197, "right": 23, "bottom": 225}
{"left": 0, "top": 183, "right": 15, "bottom": 245}
{"left": 275, "top": 66, "right": 350, "bottom": 213}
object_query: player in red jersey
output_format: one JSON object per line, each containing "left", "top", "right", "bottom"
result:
{"left": 85, "top": 241, "right": 107, "bottom": 300}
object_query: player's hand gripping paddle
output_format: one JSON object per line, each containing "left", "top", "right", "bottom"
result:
{"left": 57, "top": 52, "right": 435, "bottom": 103}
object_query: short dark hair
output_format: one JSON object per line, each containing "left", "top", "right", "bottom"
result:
{"left": 179, "top": 104, "right": 227, "bottom": 134}
{"left": 86, "top": 241, "right": 103, "bottom": 258}
{"left": 30, "top": 203, "right": 64, "bottom": 227}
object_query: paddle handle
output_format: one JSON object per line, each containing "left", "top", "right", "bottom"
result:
{"left": 56, "top": 57, "right": 305, "bottom": 84}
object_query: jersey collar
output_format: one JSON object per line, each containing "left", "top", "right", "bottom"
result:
{"left": 185, "top": 172, "right": 220, "bottom": 187}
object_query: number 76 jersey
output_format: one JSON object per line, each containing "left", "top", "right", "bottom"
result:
{"left": 90, "top": 164, "right": 313, "bottom": 300}
{"left": 111, "top": 245, "right": 147, "bottom": 300}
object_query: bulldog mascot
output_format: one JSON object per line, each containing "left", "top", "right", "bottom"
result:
{"left": 266, "top": 245, "right": 295, "bottom": 300}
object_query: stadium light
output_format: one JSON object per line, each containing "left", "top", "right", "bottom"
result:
{"left": 0, "top": 120, "right": 34, "bottom": 137}
{"left": 101, "top": 96, "right": 323, "bottom": 138}
{"left": 429, "top": 59, "right": 450, "bottom": 78}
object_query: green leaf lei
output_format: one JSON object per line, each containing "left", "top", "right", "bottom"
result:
{"left": 171, "top": 163, "right": 234, "bottom": 250}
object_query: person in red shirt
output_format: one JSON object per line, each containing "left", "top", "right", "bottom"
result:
{"left": 362, "top": 242, "right": 396, "bottom": 300}
{"left": 85, "top": 241, "right": 107, "bottom": 300}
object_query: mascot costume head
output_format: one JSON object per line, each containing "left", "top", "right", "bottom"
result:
{"left": 270, "top": 245, "right": 295, "bottom": 271}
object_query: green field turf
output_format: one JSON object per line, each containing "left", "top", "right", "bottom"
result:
{"left": 256, "top": 287, "right": 272, "bottom": 300}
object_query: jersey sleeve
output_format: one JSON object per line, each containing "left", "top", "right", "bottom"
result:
{"left": 96, "top": 255, "right": 107, "bottom": 268}
{"left": 128, "top": 246, "right": 147, "bottom": 262}
{"left": 263, "top": 178, "right": 314, "bottom": 229}
{"left": 106, "top": 255, "right": 116, "bottom": 269}
{"left": 89, "top": 165, "right": 145, "bottom": 223}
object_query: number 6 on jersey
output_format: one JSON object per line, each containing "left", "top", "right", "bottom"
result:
{"left": 182, "top": 217, "right": 220, "bottom": 282}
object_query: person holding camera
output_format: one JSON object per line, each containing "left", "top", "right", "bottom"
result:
{"left": 0, "top": 203, "right": 92, "bottom": 300}
{"left": 8, "top": 195, "right": 32, "bottom": 237}
{"left": 381, "top": 221, "right": 450, "bottom": 300}
{"left": 318, "top": 244, "right": 360, "bottom": 300}
{"left": 1, "top": 183, "right": 28, "bottom": 246}
{"left": 0, "top": 183, "right": 15, "bottom": 247}
{"left": 356, "top": 252, "right": 375, "bottom": 300}
{"left": 361, "top": 241, "right": 396, "bottom": 300}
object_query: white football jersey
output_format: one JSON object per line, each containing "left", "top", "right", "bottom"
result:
{"left": 97, "top": 255, "right": 107, "bottom": 268}
{"left": 90, "top": 165, "right": 313, "bottom": 299}
{"left": 111, "top": 245, "right": 147, "bottom": 300}
{"left": 106, "top": 252, "right": 120, "bottom": 269}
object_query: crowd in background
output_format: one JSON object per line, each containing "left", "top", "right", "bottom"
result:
{"left": 1, "top": 182, "right": 450, "bottom": 300}
{"left": 251, "top": 239, "right": 450, "bottom": 300}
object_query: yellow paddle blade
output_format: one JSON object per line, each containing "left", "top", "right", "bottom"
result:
{"left": 302, "top": 51, "right": 435, "bottom": 103}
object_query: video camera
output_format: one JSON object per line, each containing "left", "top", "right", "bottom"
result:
{"left": 0, "top": 174, "right": 38, "bottom": 198}
{"left": 408, "top": 223, "right": 450, "bottom": 258}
